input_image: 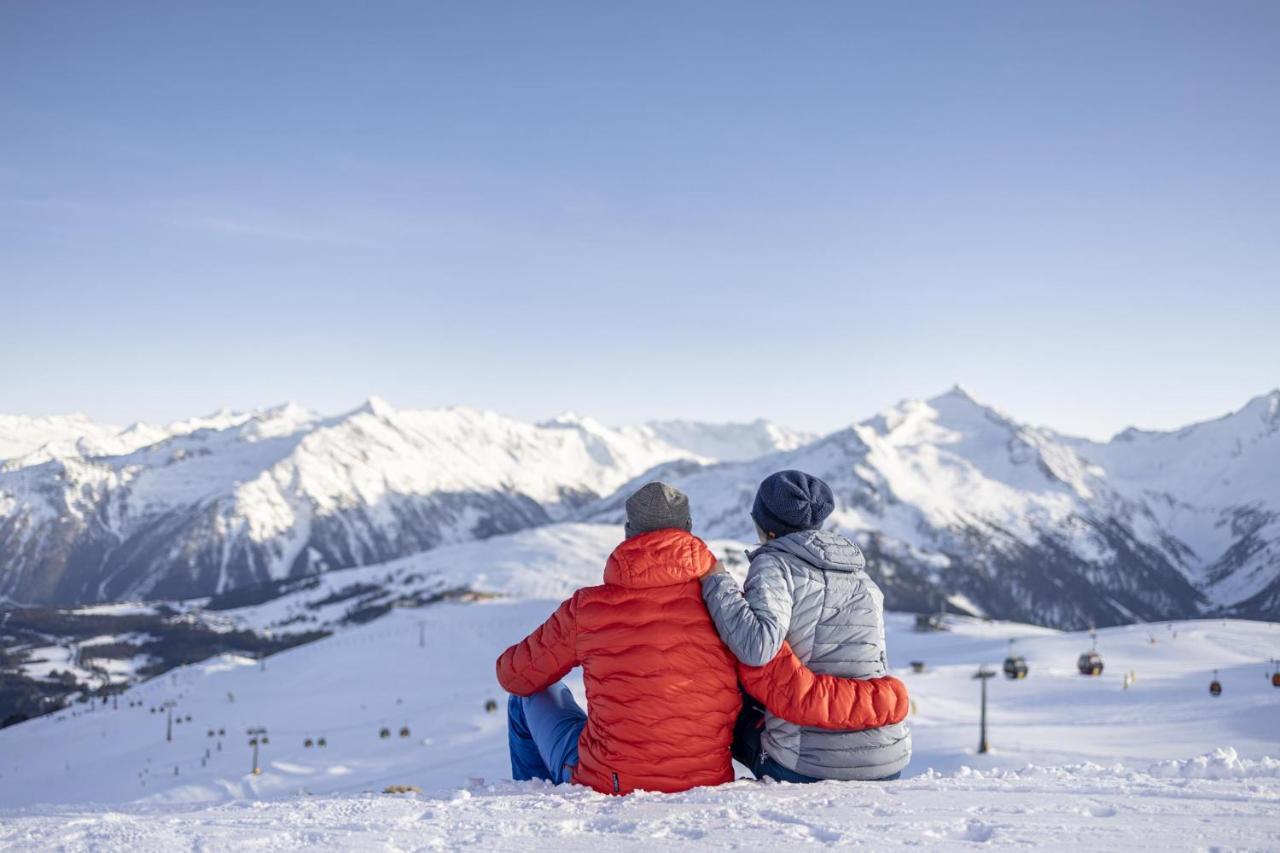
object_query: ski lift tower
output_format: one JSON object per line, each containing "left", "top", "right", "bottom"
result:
{"left": 973, "top": 665, "right": 996, "bottom": 754}
{"left": 161, "top": 700, "right": 177, "bottom": 743}
{"left": 247, "top": 726, "right": 268, "bottom": 776}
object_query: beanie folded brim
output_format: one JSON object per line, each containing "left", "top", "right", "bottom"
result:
{"left": 751, "top": 498, "right": 806, "bottom": 538}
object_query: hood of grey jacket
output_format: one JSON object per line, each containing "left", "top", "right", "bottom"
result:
{"left": 750, "top": 529, "right": 866, "bottom": 574}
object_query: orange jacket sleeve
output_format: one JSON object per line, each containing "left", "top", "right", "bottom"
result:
{"left": 495, "top": 596, "right": 580, "bottom": 696}
{"left": 738, "top": 641, "right": 909, "bottom": 731}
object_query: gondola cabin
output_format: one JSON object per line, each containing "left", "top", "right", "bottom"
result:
{"left": 1003, "top": 656, "right": 1029, "bottom": 679}
{"left": 1003, "top": 639, "right": 1029, "bottom": 680}
{"left": 1077, "top": 651, "right": 1104, "bottom": 676}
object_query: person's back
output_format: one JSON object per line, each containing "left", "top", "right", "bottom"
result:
{"left": 703, "top": 470, "right": 913, "bottom": 782}
{"left": 499, "top": 525, "right": 740, "bottom": 793}
{"left": 745, "top": 529, "right": 911, "bottom": 780}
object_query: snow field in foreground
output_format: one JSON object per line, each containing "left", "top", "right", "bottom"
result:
{"left": 2, "top": 766, "right": 1277, "bottom": 851}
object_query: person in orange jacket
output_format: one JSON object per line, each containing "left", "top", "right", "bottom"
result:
{"left": 496, "top": 482, "right": 907, "bottom": 795}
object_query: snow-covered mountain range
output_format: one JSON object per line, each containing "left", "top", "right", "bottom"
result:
{"left": 0, "top": 400, "right": 719, "bottom": 604}
{"left": 1, "top": 390, "right": 1276, "bottom": 627}
{"left": 588, "top": 388, "right": 1279, "bottom": 627}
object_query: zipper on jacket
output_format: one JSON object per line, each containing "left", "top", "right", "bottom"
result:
{"left": 612, "top": 772, "right": 620, "bottom": 794}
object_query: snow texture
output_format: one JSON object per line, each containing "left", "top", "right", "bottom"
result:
{"left": 0, "top": 523, "right": 1276, "bottom": 850}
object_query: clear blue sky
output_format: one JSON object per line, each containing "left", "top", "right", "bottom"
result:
{"left": 2, "top": 1, "right": 1277, "bottom": 438}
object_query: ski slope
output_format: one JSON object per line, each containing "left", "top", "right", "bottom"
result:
{"left": 0, "top": 523, "right": 1277, "bottom": 849}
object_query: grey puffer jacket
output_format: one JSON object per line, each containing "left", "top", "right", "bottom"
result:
{"left": 702, "top": 529, "right": 911, "bottom": 780}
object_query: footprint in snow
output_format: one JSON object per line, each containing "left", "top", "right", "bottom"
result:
{"left": 757, "top": 809, "right": 843, "bottom": 844}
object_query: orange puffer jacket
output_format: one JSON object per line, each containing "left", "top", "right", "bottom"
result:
{"left": 496, "top": 529, "right": 909, "bottom": 795}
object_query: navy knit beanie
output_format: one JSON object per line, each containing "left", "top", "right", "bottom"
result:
{"left": 751, "top": 470, "right": 835, "bottom": 538}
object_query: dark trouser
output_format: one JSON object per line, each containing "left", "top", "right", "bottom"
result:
{"left": 506, "top": 682, "right": 587, "bottom": 785}
{"left": 733, "top": 694, "right": 901, "bottom": 784}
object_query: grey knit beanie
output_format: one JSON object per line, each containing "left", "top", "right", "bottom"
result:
{"left": 624, "top": 482, "right": 692, "bottom": 538}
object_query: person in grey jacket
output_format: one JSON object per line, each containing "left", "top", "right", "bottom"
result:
{"left": 702, "top": 469, "right": 912, "bottom": 782}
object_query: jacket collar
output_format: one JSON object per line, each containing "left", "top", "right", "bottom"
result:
{"left": 748, "top": 529, "right": 865, "bottom": 574}
{"left": 604, "top": 528, "right": 715, "bottom": 589}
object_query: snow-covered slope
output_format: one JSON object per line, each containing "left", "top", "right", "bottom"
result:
{"left": 0, "top": 401, "right": 699, "bottom": 605}
{"left": 0, "top": 523, "right": 1275, "bottom": 848}
{"left": 1061, "top": 390, "right": 1280, "bottom": 620}
{"left": 587, "top": 388, "right": 1280, "bottom": 627}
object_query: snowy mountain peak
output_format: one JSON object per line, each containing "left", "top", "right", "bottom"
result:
{"left": 865, "top": 387, "right": 1010, "bottom": 450}
{"left": 539, "top": 411, "right": 610, "bottom": 433}
{"left": 346, "top": 396, "right": 396, "bottom": 420}
{"left": 932, "top": 383, "right": 978, "bottom": 404}
{"left": 1243, "top": 388, "right": 1280, "bottom": 428}
{"left": 643, "top": 418, "right": 816, "bottom": 462}
{"left": 927, "top": 385, "right": 1010, "bottom": 422}
{"left": 0, "top": 412, "right": 169, "bottom": 470}
{"left": 164, "top": 408, "right": 254, "bottom": 436}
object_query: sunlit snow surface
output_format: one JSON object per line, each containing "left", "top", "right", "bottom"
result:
{"left": 1, "top": 525, "right": 1277, "bottom": 850}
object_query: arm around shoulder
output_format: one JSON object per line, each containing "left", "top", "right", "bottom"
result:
{"left": 738, "top": 643, "right": 910, "bottom": 731}
{"left": 701, "top": 554, "right": 793, "bottom": 667}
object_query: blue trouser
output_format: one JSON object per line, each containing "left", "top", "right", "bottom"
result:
{"left": 733, "top": 694, "right": 901, "bottom": 784}
{"left": 507, "top": 682, "right": 587, "bottom": 785}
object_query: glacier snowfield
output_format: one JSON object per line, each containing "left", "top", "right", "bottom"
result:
{"left": 1, "top": 526, "right": 1277, "bottom": 850}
